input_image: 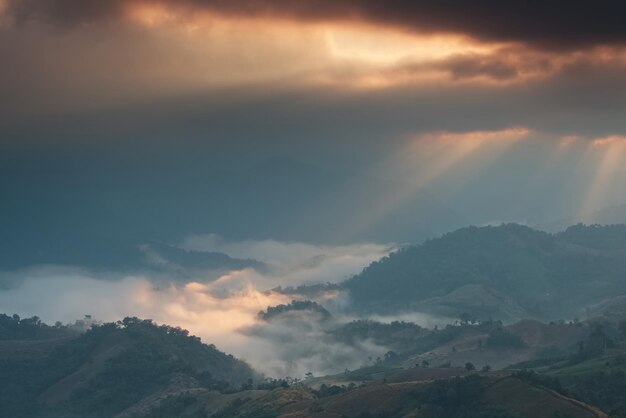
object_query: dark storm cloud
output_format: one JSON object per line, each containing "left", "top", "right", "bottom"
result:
{"left": 5, "top": 0, "right": 626, "bottom": 49}
{"left": 2, "top": 52, "right": 626, "bottom": 254}
{"left": 4, "top": 0, "right": 124, "bottom": 26}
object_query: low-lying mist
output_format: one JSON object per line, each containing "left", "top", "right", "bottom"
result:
{"left": 0, "top": 237, "right": 449, "bottom": 377}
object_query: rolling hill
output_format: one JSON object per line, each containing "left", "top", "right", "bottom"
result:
{"left": 208, "top": 374, "right": 607, "bottom": 418}
{"left": 0, "top": 315, "right": 257, "bottom": 418}
{"left": 3, "top": 313, "right": 625, "bottom": 417}
{"left": 344, "top": 223, "right": 626, "bottom": 321}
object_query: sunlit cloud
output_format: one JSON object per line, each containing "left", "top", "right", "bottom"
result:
{"left": 591, "top": 135, "right": 626, "bottom": 147}
{"left": 125, "top": 2, "right": 179, "bottom": 28}
{"left": 4, "top": 0, "right": 626, "bottom": 118}
{"left": 559, "top": 135, "right": 582, "bottom": 148}
{"left": 326, "top": 27, "right": 495, "bottom": 64}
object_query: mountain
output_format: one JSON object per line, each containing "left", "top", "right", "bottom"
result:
{"left": 139, "top": 243, "right": 267, "bottom": 280}
{"left": 344, "top": 223, "right": 626, "bottom": 321}
{"left": 0, "top": 314, "right": 257, "bottom": 418}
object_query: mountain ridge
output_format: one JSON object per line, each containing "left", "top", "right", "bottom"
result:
{"left": 344, "top": 223, "right": 626, "bottom": 321}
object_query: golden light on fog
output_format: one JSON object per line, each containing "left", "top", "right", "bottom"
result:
{"left": 128, "top": 272, "right": 292, "bottom": 350}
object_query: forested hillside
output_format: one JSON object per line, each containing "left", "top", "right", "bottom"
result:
{"left": 0, "top": 316, "right": 257, "bottom": 418}
{"left": 345, "top": 224, "right": 626, "bottom": 321}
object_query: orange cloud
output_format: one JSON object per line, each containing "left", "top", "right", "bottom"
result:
{"left": 418, "top": 127, "right": 531, "bottom": 143}
{"left": 559, "top": 135, "right": 581, "bottom": 148}
{"left": 592, "top": 134, "right": 626, "bottom": 146}
{"left": 4, "top": 0, "right": 626, "bottom": 118}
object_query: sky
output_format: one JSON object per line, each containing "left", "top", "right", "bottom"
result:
{"left": 2, "top": 0, "right": 626, "bottom": 374}
{"left": 2, "top": 1, "right": 626, "bottom": 252}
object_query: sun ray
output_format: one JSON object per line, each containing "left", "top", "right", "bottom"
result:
{"left": 579, "top": 136, "right": 626, "bottom": 221}
{"left": 339, "top": 127, "right": 530, "bottom": 238}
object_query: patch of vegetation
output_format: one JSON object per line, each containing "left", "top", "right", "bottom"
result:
{"left": 486, "top": 328, "right": 526, "bottom": 349}
{"left": 210, "top": 396, "right": 278, "bottom": 418}
{"left": 513, "top": 370, "right": 563, "bottom": 393}
{"left": 0, "top": 313, "right": 75, "bottom": 340}
{"left": 517, "top": 333, "right": 626, "bottom": 417}
{"left": 255, "top": 378, "right": 290, "bottom": 390}
{"left": 313, "top": 383, "right": 354, "bottom": 398}
{"left": 564, "top": 370, "right": 626, "bottom": 417}
{"left": 258, "top": 300, "right": 331, "bottom": 321}
{"left": 140, "top": 394, "right": 203, "bottom": 418}
{"left": 410, "top": 375, "right": 517, "bottom": 418}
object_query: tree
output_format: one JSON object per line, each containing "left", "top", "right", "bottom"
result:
{"left": 481, "top": 365, "right": 491, "bottom": 372}
{"left": 421, "top": 360, "right": 430, "bottom": 368}
{"left": 465, "top": 362, "right": 475, "bottom": 372}
{"left": 384, "top": 350, "right": 398, "bottom": 362}
{"left": 460, "top": 313, "right": 473, "bottom": 325}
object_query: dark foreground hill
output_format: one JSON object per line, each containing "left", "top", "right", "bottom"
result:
{"left": 345, "top": 224, "right": 626, "bottom": 321}
{"left": 0, "top": 314, "right": 257, "bottom": 418}
{"left": 3, "top": 313, "right": 625, "bottom": 417}
{"left": 215, "top": 374, "right": 607, "bottom": 418}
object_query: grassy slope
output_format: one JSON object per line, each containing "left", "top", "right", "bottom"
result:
{"left": 211, "top": 374, "right": 606, "bottom": 418}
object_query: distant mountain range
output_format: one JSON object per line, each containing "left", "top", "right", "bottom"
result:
{"left": 0, "top": 240, "right": 266, "bottom": 284}
{"left": 138, "top": 243, "right": 267, "bottom": 280}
